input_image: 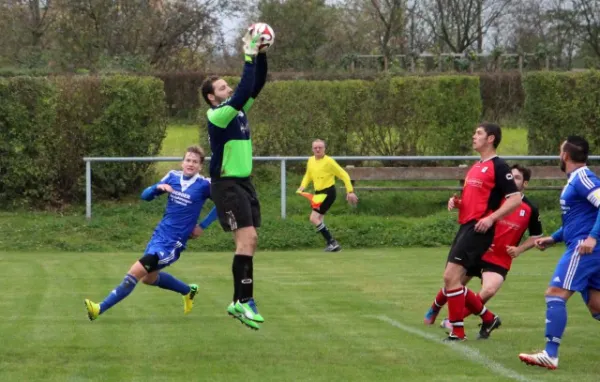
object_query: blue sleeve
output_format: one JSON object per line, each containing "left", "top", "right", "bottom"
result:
{"left": 251, "top": 53, "right": 267, "bottom": 98}
{"left": 227, "top": 59, "right": 257, "bottom": 111}
{"left": 551, "top": 227, "right": 564, "bottom": 243}
{"left": 141, "top": 185, "right": 161, "bottom": 201}
{"left": 199, "top": 207, "right": 218, "bottom": 229}
{"left": 140, "top": 173, "right": 170, "bottom": 201}
{"left": 573, "top": 170, "right": 600, "bottom": 203}
{"left": 590, "top": 211, "right": 600, "bottom": 240}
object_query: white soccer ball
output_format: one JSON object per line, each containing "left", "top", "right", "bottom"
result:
{"left": 249, "top": 22, "right": 275, "bottom": 53}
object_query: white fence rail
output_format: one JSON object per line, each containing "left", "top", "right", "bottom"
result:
{"left": 83, "top": 155, "right": 596, "bottom": 220}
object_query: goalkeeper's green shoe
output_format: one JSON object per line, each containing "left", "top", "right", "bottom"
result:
{"left": 183, "top": 284, "right": 199, "bottom": 315}
{"left": 227, "top": 302, "right": 260, "bottom": 330}
{"left": 84, "top": 299, "right": 100, "bottom": 321}
{"left": 235, "top": 299, "right": 265, "bottom": 323}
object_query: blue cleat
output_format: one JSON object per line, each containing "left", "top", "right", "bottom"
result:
{"left": 424, "top": 307, "right": 440, "bottom": 325}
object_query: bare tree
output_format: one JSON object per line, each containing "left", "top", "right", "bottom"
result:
{"left": 420, "top": 0, "right": 513, "bottom": 53}
{"left": 573, "top": 0, "right": 600, "bottom": 58}
{"left": 368, "top": 0, "right": 406, "bottom": 68}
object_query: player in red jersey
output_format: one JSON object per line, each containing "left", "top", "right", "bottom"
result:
{"left": 427, "top": 123, "right": 522, "bottom": 341}
{"left": 425, "top": 164, "right": 543, "bottom": 331}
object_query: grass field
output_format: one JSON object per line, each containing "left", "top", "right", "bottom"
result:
{"left": 1, "top": 248, "right": 598, "bottom": 382}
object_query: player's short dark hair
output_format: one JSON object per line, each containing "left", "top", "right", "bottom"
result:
{"left": 511, "top": 164, "right": 531, "bottom": 182}
{"left": 200, "top": 75, "right": 221, "bottom": 105}
{"left": 479, "top": 122, "right": 502, "bottom": 148}
{"left": 185, "top": 145, "right": 205, "bottom": 163}
{"left": 563, "top": 135, "right": 589, "bottom": 163}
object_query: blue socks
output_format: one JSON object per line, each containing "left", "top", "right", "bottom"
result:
{"left": 593, "top": 313, "right": 600, "bottom": 321}
{"left": 151, "top": 272, "right": 191, "bottom": 295}
{"left": 98, "top": 272, "right": 190, "bottom": 315}
{"left": 544, "top": 296, "right": 567, "bottom": 358}
{"left": 99, "top": 274, "right": 138, "bottom": 314}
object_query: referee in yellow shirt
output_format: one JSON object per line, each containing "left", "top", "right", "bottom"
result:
{"left": 297, "top": 139, "right": 358, "bottom": 252}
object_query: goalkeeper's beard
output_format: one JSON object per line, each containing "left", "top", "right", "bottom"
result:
{"left": 214, "top": 94, "right": 229, "bottom": 105}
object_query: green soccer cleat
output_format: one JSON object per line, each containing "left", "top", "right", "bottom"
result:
{"left": 84, "top": 299, "right": 100, "bottom": 321}
{"left": 183, "top": 284, "right": 199, "bottom": 315}
{"left": 235, "top": 299, "right": 265, "bottom": 323}
{"left": 227, "top": 302, "right": 260, "bottom": 330}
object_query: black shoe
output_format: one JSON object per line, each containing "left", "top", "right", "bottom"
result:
{"left": 325, "top": 240, "right": 341, "bottom": 252}
{"left": 478, "top": 315, "right": 502, "bottom": 339}
{"left": 443, "top": 333, "right": 466, "bottom": 342}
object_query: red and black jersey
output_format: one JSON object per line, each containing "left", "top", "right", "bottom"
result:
{"left": 458, "top": 156, "right": 519, "bottom": 225}
{"left": 482, "top": 195, "right": 543, "bottom": 270}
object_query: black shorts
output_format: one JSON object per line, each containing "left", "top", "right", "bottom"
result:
{"left": 313, "top": 186, "right": 337, "bottom": 215}
{"left": 466, "top": 260, "right": 509, "bottom": 280}
{"left": 210, "top": 178, "right": 261, "bottom": 232}
{"left": 447, "top": 220, "right": 495, "bottom": 270}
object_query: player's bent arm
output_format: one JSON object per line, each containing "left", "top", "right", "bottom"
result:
{"left": 489, "top": 193, "right": 521, "bottom": 222}
{"left": 551, "top": 227, "right": 564, "bottom": 243}
{"left": 517, "top": 236, "right": 541, "bottom": 254}
{"left": 199, "top": 206, "right": 218, "bottom": 230}
{"left": 140, "top": 184, "right": 164, "bottom": 201}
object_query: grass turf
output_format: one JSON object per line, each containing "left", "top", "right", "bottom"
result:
{"left": 0, "top": 247, "right": 596, "bottom": 381}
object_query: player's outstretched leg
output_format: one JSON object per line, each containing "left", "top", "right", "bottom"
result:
{"left": 85, "top": 274, "right": 138, "bottom": 321}
{"left": 145, "top": 272, "right": 198, "bottom": 314}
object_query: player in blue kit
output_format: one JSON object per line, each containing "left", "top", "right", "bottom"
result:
{"left": 519, "top": 136, "right": 600, "bottom": 369}
{"left": 84, "top": 146, "right": 218, "bottom": 320}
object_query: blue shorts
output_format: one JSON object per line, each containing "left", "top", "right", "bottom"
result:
{"left": 144, "top": 240, "right": 184, "bottom": 271}
{"left": 549, "top": 240, "right": 600, "bottom": 292}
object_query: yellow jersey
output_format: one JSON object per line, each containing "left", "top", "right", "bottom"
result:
{"left": 300, "top": 155, "right": 354, "bottom": 193}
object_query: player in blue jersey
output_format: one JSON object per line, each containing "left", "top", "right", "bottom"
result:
{"left": 199, "top": 29, "right": 267, "bottom": 329}
{"left": 84, "top": 146, "right": 218, "bottom": 321}
{"left": 519, "top": 136, "right": 600, "bottom": 369}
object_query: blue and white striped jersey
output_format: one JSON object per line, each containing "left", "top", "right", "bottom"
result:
{"left": 559, "top": 166, "right": 600, "bottom": 246}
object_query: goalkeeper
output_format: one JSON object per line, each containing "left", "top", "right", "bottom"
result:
{"left": 200, "top": 27, "right": 266, "bottom": 330}
{"left": 297, "top": 139, "right": 358, "bottom": 252}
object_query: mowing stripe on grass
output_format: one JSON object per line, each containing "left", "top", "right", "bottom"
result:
{"left": 373, "top": 315, "right": 538, "bottom": 382}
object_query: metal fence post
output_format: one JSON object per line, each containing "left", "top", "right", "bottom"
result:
{"left": 281, "top": 159, "right": 286, "bottom": 219}
{"left": 86, "top": 160, "right": 92, "bottom": 220}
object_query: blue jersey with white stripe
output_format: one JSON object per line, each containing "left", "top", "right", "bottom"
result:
{"left": 560, "top": 166, "right": 600, "bottom": 246}
{"left": 142, "top": 171, "right": 211, "bottom": 252}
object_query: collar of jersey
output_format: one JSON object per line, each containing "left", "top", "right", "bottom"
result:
{"left": 567, "top": 165, "right": 589, "bottom": 182}
{"left": 217, "top": 98, "right": 231, "bottom": 107}
{"left": 478, "top": 154, "right": 498, "bottom": 163}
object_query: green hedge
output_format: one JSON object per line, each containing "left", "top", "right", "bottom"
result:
{"left": 525, "top": 71, "right": 600, "bottom": 154}
{"left": 479, "top": 72, "right": 524, "bottom": 121}
{"left": 0, "top": 76, "right": 167, "bottom": 207}
{"left": 0, "top": 77, "right": 60, "bottom": 207}
{"left": 199, "top": 76, "right": 482, "bottom": 158}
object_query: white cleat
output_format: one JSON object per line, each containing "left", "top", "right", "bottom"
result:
{"left": 440, "top": 318, "right": 453, "bottom": 332}
{"left": 518, "top": 350, "right": 558, "bottom": 370}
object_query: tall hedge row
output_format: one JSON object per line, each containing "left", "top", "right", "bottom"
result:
{"left": 0, "top": 76, "right": 167, "bottom": 207}
{"left": 524, "top": 71, "right": 600, "bottom": 155}
{"left": 199, "top": 76, "right": 482, "bottom": 157}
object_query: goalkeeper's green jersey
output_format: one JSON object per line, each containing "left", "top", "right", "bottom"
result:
{"left": 207, "top": 54, "right": 267, "bottom": 180}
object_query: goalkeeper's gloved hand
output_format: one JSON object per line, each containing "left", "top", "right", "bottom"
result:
{"left": 242, "top": 28, "right": 260, "bottom": 60}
